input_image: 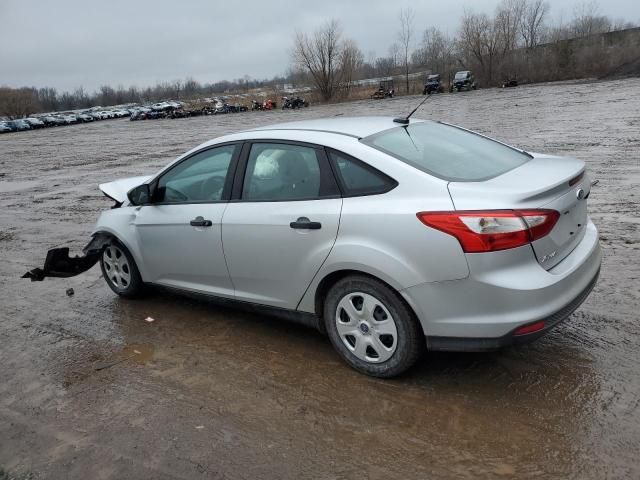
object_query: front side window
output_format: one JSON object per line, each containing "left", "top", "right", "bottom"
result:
{"left": 328, "top": 150, "right": 396, "bottom": 196}
{"left": 242, "top": 143, "right": 330, "bottom": 201}
{"left": 155, "top": 145, "right": 236, "bottom": 203}
{"left": 362, "top": 121, "right": 530, "bottom": 182}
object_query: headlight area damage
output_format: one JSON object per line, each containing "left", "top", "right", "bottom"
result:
{"left": 22, "top": 233, "right": 111, "bottom": 282}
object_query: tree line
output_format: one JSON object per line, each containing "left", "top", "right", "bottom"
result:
{"left": 1, "top": 0, "right": 638, "bottom": 117}
{"left": 292, "top": 0, "right": 638, "bottom": 100}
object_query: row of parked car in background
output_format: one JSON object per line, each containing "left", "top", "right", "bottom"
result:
{"left": 131, "top": 96, "right": 309, "bottom": 121}
{"left": 1, "top": 94, "right": 315, "bottom": 132}
{"left": 0, "top": 107, "right": 134, "bottom": 133}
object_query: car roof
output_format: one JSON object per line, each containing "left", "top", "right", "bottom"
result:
{"left": 249, "top": 116, "right": 425, "bottom": 139}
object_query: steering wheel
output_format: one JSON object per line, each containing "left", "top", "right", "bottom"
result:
{"left": 200, "top": 176, "right": 226, "bottom": 200}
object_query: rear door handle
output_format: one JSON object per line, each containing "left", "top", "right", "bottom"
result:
{"left": 290, "top": 217, "right": 321, "bottom": 230}
{"left": 190, "top": 216, "right": 213, "bottom": 227}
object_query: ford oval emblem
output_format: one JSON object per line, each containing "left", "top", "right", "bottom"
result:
{"left": 576, "top": 188, "right": 585, "bottom": 200}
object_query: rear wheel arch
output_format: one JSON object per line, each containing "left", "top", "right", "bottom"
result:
{"left": 313, "top": 269, "right": 425, "bottom": 338}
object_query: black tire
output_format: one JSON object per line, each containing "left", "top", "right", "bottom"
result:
{"left": 100, "top": 239, "right": 144, "bottom": 298}
{"left": 324, "top": 275, "right": 424, "bottom": 378}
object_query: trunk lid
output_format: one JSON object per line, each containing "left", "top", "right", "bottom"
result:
{"left": 99, "top": 175, "right": 151, "bottom": 204}
{"left": 447, "top": 153, "right": 590, "bottom": 269}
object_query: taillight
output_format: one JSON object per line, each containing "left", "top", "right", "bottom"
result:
{"left": 416, "top": 209, "right": 559, "bottom": 253}
{"left": 513, "top": 320, "right": 545, "bottom": 336}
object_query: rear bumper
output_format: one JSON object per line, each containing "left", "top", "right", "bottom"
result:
{"left": 425, "top": 267, "right": 599, "bottom": 351}
{"left": 401, "top": 218, "right": 601, "bottom": 349}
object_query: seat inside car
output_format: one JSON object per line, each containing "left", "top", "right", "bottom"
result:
{"left": 276, "top": 151, "right": 318, "bottom": 199}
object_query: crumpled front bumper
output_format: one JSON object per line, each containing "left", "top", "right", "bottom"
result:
{"left": 22, "top": 233, "right": 110, "bottom": 281}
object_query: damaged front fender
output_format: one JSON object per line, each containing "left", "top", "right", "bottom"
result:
{"left": 22, "top": 233, "right": 112, "bottom": 282}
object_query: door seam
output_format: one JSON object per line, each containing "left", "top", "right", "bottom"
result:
{"left": 219, "top": 202, "right": 237, "bottom": 293}
{"left": 294, "top": 198, "right": 344, "bottom": 311}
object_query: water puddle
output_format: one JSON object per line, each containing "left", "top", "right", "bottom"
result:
{"left": 93, "top": 343, "right": 155, "bottom": 371}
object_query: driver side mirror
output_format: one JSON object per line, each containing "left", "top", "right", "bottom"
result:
{"left": 128, "top": 184, "right": 151, "bottom": 206}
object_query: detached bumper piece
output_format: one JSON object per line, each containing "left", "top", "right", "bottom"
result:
{"left": 22, "top": 233, "right": 110, "bottom": 282}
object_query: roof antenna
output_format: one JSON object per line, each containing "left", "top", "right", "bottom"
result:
{"left": 393, "top": 94, "right": 432, "bottom": 125}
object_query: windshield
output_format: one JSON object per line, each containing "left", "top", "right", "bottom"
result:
{"left": 361, "top": 121, "right": 531, "bottom": 182}
{"left": 455, "top": 72, "right": 468, "bottom": 79}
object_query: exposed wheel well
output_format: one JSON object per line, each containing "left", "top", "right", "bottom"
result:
{"left": 313, "top": 269, "right": 425, "bottom": 336}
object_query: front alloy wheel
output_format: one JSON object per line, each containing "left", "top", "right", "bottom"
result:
{"left": 102, "top": 245, "right": 131, "bottom": 289}
{"left": 100, "top": 240, "right": 143, "bottom": 297}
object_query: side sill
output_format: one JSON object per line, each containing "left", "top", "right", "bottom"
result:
{"left": 150, "top": 284, "right": 324, "bottom": 333}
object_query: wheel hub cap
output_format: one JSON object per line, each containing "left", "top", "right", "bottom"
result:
{"left": 335, "top": 292, "right": 398, "bottom": 363}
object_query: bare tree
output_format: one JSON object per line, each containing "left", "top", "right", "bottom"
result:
{"left": 397, "top": 8, "right": 415, "bottom": 93}
{"left": 0, "top": 87, "right": 39, "bottom": 119}
{"left": 293, "top": 19, "right": 344, "bottom": 101}
{"left": 521, "top": 0, "right": 549, "bottom": 49}
{"left": 388, "top": 42, "right": 401, "bottom": 70}
{"left": 375, "top": 56, "right": 396, "bottom": 77}
{"left": 340, "top": 39, "right": 364, "bottom": 90}
{"left": 494, "top": 0, "right": 525, "bottom": 80}
{"left": 496, "top": 0, "right": 525, "bottom": 53}
{"left": 571, "top": 0, "right": 611, "bottom": 37}
{"left": 459, "top": 10, "right": 501, "bottom": 85}
{"left": 413, "top": 27, "right": 455, "bottom": 82}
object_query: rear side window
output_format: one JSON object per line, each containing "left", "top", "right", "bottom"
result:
{"left": 242, "top": 143, "right": 337, "bottom": 201}
{"left": 362, "top": 121, "right": 531, "bottom": 182}
{"left": 328, "top": 150, "right": 396, "bottom": 196}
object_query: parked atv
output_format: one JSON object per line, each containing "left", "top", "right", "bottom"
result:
{"left": 251, "top": 100, "right": 263, "bottom": 111}
{"left": 451, "top": 71, "right": 477, "bottom": 92}
{"left": 423, "top": 74, "right": 444, "bottom": 95}
{"left": 282, "top": 96, "right": 309, "bottom": 109}
{"left": 262, "top": 99, "right": 276, "bottom": 110}
{"left": 370, "top": 79, "right": 395, "bottom": 99}
{"left": 212, "top": 100, "right": 231, "bottom": 114}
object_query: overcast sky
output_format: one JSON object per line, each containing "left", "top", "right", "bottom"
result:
{"left": 1, "top": 0, "right": 638, "bottom": 93}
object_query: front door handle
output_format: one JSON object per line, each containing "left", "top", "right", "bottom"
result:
{"left": 290, "top": 217, "right": 322, "bottom": 230}
{"left": 190, "top": 216, "right": 213, "bottom": 227}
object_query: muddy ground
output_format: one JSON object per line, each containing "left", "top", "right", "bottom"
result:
{"left": 1, "top": 78, "right": 639, "bottom": 479}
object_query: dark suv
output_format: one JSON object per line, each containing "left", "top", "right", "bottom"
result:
{"left": 423, "top": 74, "right": 444, "bottom": 94}
{"left": 451, "top": 71, "right": 477, "bottom": 92}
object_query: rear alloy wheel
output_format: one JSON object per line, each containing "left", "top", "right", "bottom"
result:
{"left": 100, "top": 240, "right": 143, "bottom": 297}
{"left": 324, "top": 276, "right": 423, "bottom": 378}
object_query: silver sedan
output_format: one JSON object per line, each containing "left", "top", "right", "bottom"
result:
{"left": 49, "top": 117, "right": 604, "bottom": 377}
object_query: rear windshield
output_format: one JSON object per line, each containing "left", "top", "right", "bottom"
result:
{"left": 361, "top": 121, "right": 531, "bottom": 182}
